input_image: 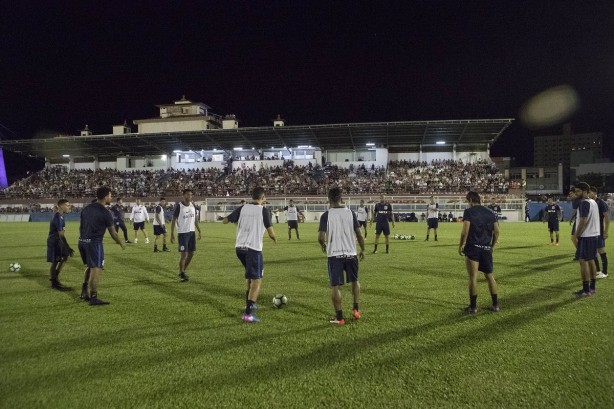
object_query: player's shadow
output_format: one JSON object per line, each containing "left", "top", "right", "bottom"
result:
{"left": 133, "top": 293, "right": 576, "bottom": 399}
{"left": 498, "top": 278, "right": 578, "bottom": 309}
{"left": 138, "top": 279, "right": 238, "bottom": 318}
{"left": 501, "top": 245, "right": 540, "bottom": 250}
{"left": 266, "top": 256, "right": 323, "bottom": 266}
{"left": 16, "top": 268, "right": 80, "bottom": 300}
{"left": 499, "top": 254, "right": 572, "bottom": 278}
{"left": 2, "top": 318, "right": 238, "bottom": 366}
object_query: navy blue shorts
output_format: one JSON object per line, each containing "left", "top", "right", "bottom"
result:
{"left": 427, "top": 218, "right": 439, "bottom": 229}
{"left": 47, "top": 242, "right": 66, "bottom": 263}
{"left": 576, "top": 237, "right": 598, "bottom": 261}
{"left": 375, "top": 222, "right": 390, "bottom": 236}
{"left": 358, "top": 220, "right": 367, "bottom": 228}
{"left": 547, "top": 220, "right": 559, "bottom": 232}
{"left": 288, "top": 220, "right": 299, "bottom": 229}
{"left": 327, "top": 256, "right": 359, "bottom": 286}
{"left": 597, "top": 237, "right": 606, "bottom": 249}
{"left": 115, "top": 220, "right": 127, "bottom": 231}
{"left": 236, "top": 247, "right": 263, "bottom": 280}
{"left": 177, "top": 232, "right": 196, "bottom": 252}
{"left": 78, "top": 240, "right": 104, "bottom": 268}
{"left": 154, "top": 225, "right": 167, "bottom": 236}
{"left": 463, "top": 245, "right": 493, "bottom": 274}
{"left": 133, "top": 221, "right": 145, "bottom": 231}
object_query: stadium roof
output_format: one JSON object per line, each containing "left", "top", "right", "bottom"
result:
{"left": 0, "top": 119, "right": 513, "bottom": 161}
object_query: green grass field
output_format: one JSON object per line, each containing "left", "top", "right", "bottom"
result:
{"left": 1, "top": 221, "right": 613, "bottom": 408}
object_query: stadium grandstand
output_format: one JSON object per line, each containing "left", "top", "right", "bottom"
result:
{"left": 0, "top": 96, "right": 527, "bottom": 222}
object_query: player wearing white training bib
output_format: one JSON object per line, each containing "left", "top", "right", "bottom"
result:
{"left": 170, "top": 189, "right": 201, "bottom": 282}
{"left": 425, "top": 196, "right": 439, "bottom": 241}
{"left": 223, "top": 187, "right": 277, "bottom": 323}
{"left": 153, "top": 197, "right": 169, "bottom": 253}
{"left": 283, "top": 199, "right": 304, "bottom": 240}
{"left": 130, "top": 198, "right": 150, "bottom": 244}
{"left": 356, "top": 199, "right": 368, "bottom": 238}
{"left": 572, "top": 182, "right": 600, "bottom": 297}
{"left": 318, "top": 187, "right": 365, "bottom": 326}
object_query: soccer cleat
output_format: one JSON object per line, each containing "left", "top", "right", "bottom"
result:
{"left": 80, "top": 292, "right": 90, "bottom": 302}
{"left": 134, "top": 238, "right": 138, "bottom": 244}
{"left": 352, "top": 309, "right": 361, "bottom": 319}
{"left": 372, "top": 250, "right": 378, "bottom": 254}
{"left": 424, "top": 238, "right": 429, "bottom": 241}
{"left": 489, "top": 305, "right": 500, "bottom": 312}
{"left": 125, "top": 240, "right": 132, "bottom": 244}
{"left": 51, "top": 280, "right": 70, "bottom": 291}
{"left": 89, "top": 297, "right": 110, "bottom": 306}
{"left": 589, "top": 288, "right": 596, "bottom": 295}
{"left": 555, "top": 243, "right": 560, "bottom": 246}
{"left": 242, "top": 314, "right": 260, "bottom": 323}
{"left": 434, "top": 238, "right": 438, "bottom": 241}
{"left": 462, "top": 306, "right": 477, "bottom": 314}
{"left": 573, "top": 289, "right": 591, "bottom": 298}
{"left": 145, "top": 238, "right": 150, "bottom": 244}
{"left": 154, "top": 247, "right": 159, "bottom": 253}
{"left": 163, "top": 247, "right": 170, "bottom": 252}
{"left": 179, "top": 272, "right": 189, "bottom": 282}
{"left": 596, "top": 272, "right": 607, "bottom": 279}
{"left": 329, "top": 318, "right": 345, "bottom": 326}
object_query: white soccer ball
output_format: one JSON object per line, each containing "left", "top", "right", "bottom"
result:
{"left": 272, "top": 294, "right": 288, "bottom": 308}
{"left": 9, "top": 262, "right": 21, "bottom": 273}
{"left": 410, "top": 235, "right": 416, "bottom": 240}
{"left": 394, "top": 234, "right": 399, "bottom": 239}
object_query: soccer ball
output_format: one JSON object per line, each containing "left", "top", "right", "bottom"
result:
{"left": 9, "top": 262, "right": 21, "bottom": 273}
{"left": 394, "top": 234, "right": 399, "bottom": 239}
{"left": 410, "top": 235, "right": 416, "bottom": 240}
{"left": 272, "top": 294, "right": 288, "bottom": 308}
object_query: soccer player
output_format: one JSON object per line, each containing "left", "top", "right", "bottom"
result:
{"left": 272, "top": 209, "right": 280, "bottom": 223}
{"left": 488, "top": 200, "right": 502, "bottom": 221}
{"left": 458, "top": 191, "right": 500, "bottom": 313}
{"left": 543, "top": 197, "right": 562, "bottom": 245}
{"left": 223, "top": 186, "right": 277, "bottom": 323}
{"left": 425, "top": 196, "right": 439, "bottom": 241}
{"left": 130, "top": 198, "right": 150, "bottom": 244}
{"left": 110, "top": 198, "right": 131, "bottom": 243}
{"left": 356, "top": 199, "right": 369, "bottom": 238}
{"left": 319, "top": 187, "right": 365, "bottom": 326}
{"left": 47, "top": 199, "right": 73, "bottom": 290}
{"left": 78, "top": 187, "right": 126, "bottom": 305}
{"left": 589, "top": 187, "right": 609, "bottom": 279}
{"left": 569, "top": 188, "right": 581, "bottom": 261}
{"left": 283, "top": 199, "right": 304, "bottom": 240}
{"left": 572, "top": 182, "right": 600, "bottom": 297}
{"left": 170, "top": 189, "right": 201, "bottom": 282}
{"left": 153, "top": 197, "right": 170, "bottom": 253}
{"left": 370, "top": 194, "right": 395, "bottom": 253}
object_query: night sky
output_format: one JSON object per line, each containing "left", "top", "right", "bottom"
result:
{"left": 1, "top": 0, "right": 613, "bottom": 183}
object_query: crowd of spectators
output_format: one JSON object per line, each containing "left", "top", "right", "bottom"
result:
{"left": 387, "top": 159, "right": 509, "bottom": 194}
{"left": 1, "top": 159, "right": 511, "bottom": 200}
